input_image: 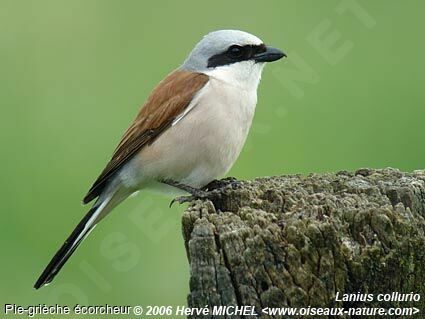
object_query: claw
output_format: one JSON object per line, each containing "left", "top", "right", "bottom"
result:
{"left": 169, "top": 195, "right": 195, "bottom": 207}
{"left": 169, "top": 189, "right": 222, "bottom": 207}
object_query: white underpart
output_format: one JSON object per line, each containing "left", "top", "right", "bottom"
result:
{"left": 118, "top": 60, "right": 266, "bottom": 193}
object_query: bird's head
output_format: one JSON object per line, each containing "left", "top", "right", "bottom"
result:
{"left": 182, "top": 30, "right": 286, "bottom": 89}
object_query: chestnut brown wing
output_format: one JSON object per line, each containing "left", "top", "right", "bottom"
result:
{"left": 83, "top": 70, "right": 209, "bottom": 204}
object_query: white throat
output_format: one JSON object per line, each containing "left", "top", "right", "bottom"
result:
{"left": 204, "top": 61, "right": 265, "bottom": 92}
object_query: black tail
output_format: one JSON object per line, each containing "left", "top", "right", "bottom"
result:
{"left": 34, "top": 205, "right": 100, "bottom": 289}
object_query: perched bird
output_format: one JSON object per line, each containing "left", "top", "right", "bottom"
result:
{"left": 34, "top": 29, "right": 285, "bottom": 289}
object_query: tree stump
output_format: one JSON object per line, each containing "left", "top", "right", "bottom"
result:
{"left": 182, "top": 168, "right": 425, "bottom": 318}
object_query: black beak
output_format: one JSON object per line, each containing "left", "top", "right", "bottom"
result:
{"left": 254, "top": 46, "right": 286, "bottom": 63}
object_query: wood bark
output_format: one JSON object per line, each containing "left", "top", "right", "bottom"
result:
{"left": 182, "top": 168, "right": 425, "bottom": 318}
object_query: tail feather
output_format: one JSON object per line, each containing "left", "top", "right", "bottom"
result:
{"left": 34, "top": 199, "right": 109, "bottom": 289}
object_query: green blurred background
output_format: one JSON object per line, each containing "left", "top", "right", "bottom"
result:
{"left": 1, "top": 0, "right": 424, "bottom": 316}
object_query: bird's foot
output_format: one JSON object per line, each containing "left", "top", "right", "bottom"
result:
{"left": 170, "top": 189, "right": 222, "bottom": 207}
{"left": 166, "top": 177, "right": 239, "bottom": 207}
{"left": 202, "top": 177, "right": 241, "bottom": 191}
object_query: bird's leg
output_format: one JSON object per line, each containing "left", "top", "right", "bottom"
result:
{"left": 162, "top": 179, "right": 207, "bottom": 197}
{"left": 202, "top": 176, "right": 240, "bottom": 191}
{"left": 162, "top": 179, "right": 222, "bottom": 207}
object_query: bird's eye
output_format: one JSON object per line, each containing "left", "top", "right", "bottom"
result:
{"left": 228, "top": 45, "right": 244, "bottom": 58}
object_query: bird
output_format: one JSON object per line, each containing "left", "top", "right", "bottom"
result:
{"left": 34, "top": 29, "right": 285, "bottom": 289}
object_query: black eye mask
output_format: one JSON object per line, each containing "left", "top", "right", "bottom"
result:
{"left": 207, "top": 44, "right": 267, "bottom": 68}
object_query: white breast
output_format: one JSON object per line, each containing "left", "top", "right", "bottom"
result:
{"left": 120, "top": 61, "right": 265, "bottom": 190}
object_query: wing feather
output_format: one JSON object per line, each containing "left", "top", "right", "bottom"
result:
{"left": 83, "top": 70, "right": 209, "bottom": 204}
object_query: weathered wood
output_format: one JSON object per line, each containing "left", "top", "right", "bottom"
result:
{"left": 182, "top": 168, "right": 425, "bottom": 318}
